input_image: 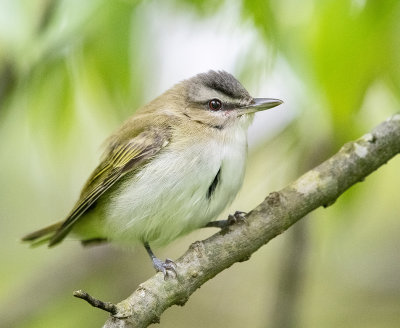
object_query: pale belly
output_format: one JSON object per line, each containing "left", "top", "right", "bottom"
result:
{"left": 73, "top": 135, "right": 247, "bottom": 247}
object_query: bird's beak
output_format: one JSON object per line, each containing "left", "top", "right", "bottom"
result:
{"left": 237, "top": 98, "right": 283, "bottom": 116}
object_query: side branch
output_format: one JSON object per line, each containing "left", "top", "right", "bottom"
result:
{"left": 73, "top": 290, "right": 117, "bottom": 315}
{"left": 99, "top": 114, "right": 400, "bottom": 328}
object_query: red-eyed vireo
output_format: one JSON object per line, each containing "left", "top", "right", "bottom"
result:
{"left": 22, "top": 70, "right": 283, "bottom": 277}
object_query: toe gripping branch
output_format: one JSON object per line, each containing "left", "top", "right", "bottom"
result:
{"left": 144, "top": 243, "right": 177, "bottom": 279}
{"left": 205, "top": 211, "right": 248, "bottom": 229}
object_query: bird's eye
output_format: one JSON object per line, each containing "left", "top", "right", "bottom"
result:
{"left": 209, "top": 99, "right": 222, "bottom": 111}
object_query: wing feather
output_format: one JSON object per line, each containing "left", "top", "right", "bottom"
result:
{"left": 48, "top": 128, "right": 169, "bottom": 246}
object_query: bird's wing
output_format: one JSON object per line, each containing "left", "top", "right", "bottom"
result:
{"left": 48, "top": 128, "right": 170, "bottom": 246}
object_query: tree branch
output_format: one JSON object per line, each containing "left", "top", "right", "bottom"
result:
{"left": 89, "top": 114, "right": 400, "bottom": 327}
{"left": 73, "top": 290, "right": 118, "bottom": 315}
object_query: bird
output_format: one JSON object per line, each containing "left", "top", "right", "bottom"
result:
{"left": 22, "top": 70, "right": 283, "bottom": 277}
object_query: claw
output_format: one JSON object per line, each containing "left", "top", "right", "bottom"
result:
{"left": 227, "top": 211, "right": 248, "bottom": 225}
{"left": 204, "top": 211, "right": 248, "bottom": 229}
{"left": 165, "top": 258, "right": 177, "bottom": 270}
{"left": 144, "top": 243, "right": 178, "bottom": 279}
{"left": 152, "top": 257, "right": 177, "bottom": 279}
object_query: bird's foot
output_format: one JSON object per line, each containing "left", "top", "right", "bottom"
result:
{"left": 144, "top": 243, "right": 177, "bottom": 279}
{"left": 205, "top": 211, "right": 248, "bottom": 229}
{"left": 152, "top": 257, "right": 177, "bottom": 280}
{"left": 227, "top": 211, "right": 247, "bottom": 225}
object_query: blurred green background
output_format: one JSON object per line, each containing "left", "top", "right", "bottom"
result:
{"left": 1, "top": 0, "right": 400, "bottom": 327}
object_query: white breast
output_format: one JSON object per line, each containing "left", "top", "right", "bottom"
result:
{"left": 80, "top": 123, "right": 249, "bottom": 247}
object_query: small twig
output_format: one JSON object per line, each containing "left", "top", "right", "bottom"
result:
{"left": 73, "top": 290, "right": 117, "bottom": 315}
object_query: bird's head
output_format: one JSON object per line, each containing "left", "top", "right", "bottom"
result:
{"left": 175, "top": 70, "right": 283, "bottom": 130}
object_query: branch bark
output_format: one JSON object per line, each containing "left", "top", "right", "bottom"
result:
{"left": 96, "top": 114, "right": 400, "bottom": 328}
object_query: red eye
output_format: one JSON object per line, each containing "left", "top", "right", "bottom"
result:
{"left": 209, "top": 99, "right": 222, "bottom": 111}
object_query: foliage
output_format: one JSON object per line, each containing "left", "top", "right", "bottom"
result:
{"left": 0, "top": 1, "right": 399, "bottom": 327}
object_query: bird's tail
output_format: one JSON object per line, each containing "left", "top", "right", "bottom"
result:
{"left": 21, "top": 221, "right": 63, "bottom": 247}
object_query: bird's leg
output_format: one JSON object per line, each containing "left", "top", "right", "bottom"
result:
{"left": 144, "top": 243, "right": 177, "bottom": 279}
{"left": 205, "top": 211, "right": 248, "bottom": 229}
